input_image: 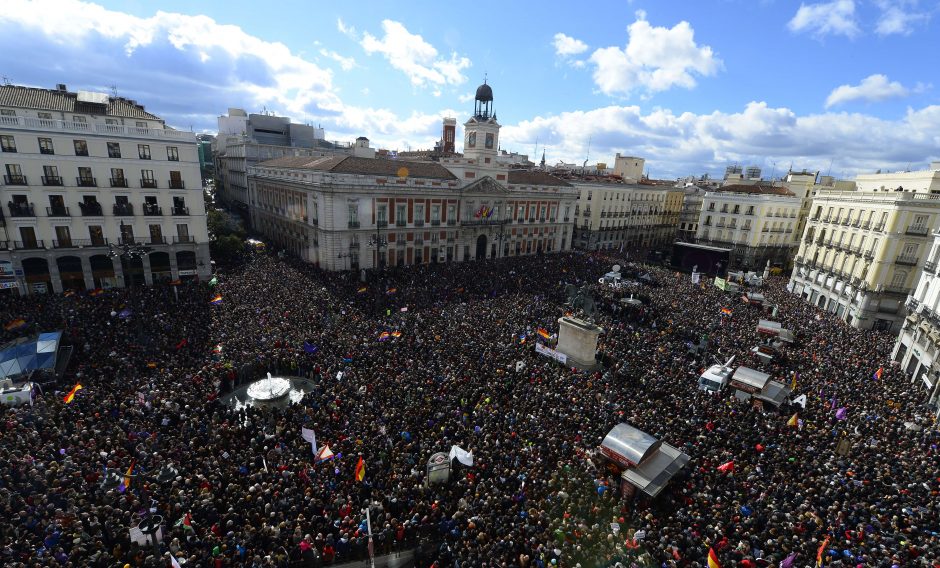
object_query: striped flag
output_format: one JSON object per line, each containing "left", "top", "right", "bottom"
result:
{"left": 4, "top": 318, "right": 26, "bottom": 331}
{"left": 317, "top": 445, "right": 335, "bottom": 462}
{"left": 873, "top": 366, "right": 883, "bottom": 380}
{"left": 63, "top": 383, "right": 83, "bottom": 404}
{"left": 119, "top": 459, "right": 135, "bottom": 492}
{"left": 209, "top": 294, "right": 223, "bottom": 305}
{"left": 707, "top": 546, "right": 721, "bottom": 568}
{"left": 391, "top": 331, "right": 402, "bottom": 338}
{"left": 354, "top": 456, "right": 366, "bottom": 482}
{"left": 787, "top": 412, "right": 799, "bottom": 427}
{"left": 537, "top": 328, "right": 550, "bottom": 340}
{"left": 378, "top": 331, "right": 391, "bottom": 342}
{"left": 720, "top": 307, "right": 732, "bottom": 316}
{"left": 816, "top": 536, "right": 830, "bottom": 567}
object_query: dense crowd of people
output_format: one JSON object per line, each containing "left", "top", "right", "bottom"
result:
{"left": 0, "top": 246, "right": 937, "bottom": 568}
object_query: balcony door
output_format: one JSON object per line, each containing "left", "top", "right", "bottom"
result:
{"left": 19, "top": 226, "right": 38, "bottom": 248}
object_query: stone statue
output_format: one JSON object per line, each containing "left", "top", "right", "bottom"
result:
{"left": 564, "top": 284, "right": 597, "bottom": 320}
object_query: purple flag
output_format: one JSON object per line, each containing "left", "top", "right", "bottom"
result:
{"left": 830, "top": 397, "right": 837, "bottom": 410}
{"left": 780, "top": 552, "right": 797, "bottom": 568}
{"left": 835, "top": 407, "right": 848, "bottom": 421}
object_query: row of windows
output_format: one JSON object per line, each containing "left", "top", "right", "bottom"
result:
{"left": 7, "top": 193, "right": 190, "bottom": 218}
{"left": 12, "top": 222, "right": 192, "bottom": 250}
{"left": 4, "top": 163, "right": 184, "bottom": 189}
{"left": 0, "top": 108, "right": 152, "bottom": 129}
{"left": 0, "top": 135, "right": 178, "bottom": 161}
{"left": 585, "top": 190, "right": 666, "bottom": 202}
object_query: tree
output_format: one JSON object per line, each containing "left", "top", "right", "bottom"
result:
{"left": 207, "top": 210, "right": 245, "bottom": 239}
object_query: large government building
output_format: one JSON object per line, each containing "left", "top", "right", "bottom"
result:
{"left": 247, "top": 82, "right": 579, "bottom": 271}
{"left": 0, "top": 84, "right": 210, "bottom": 294}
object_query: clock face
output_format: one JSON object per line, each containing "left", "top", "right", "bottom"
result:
{"left": 467, "top": 132, "right": 476, "bottom": 148}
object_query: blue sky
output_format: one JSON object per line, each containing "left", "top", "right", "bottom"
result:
{"left": 1, "top": 0, "right": 938, "bottom": 179}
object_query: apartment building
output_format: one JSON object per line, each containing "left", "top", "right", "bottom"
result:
{"left": 789, "top": 169, "right": 940, "bottom": 331}
{"left": 0, "top": 83, "right": 209, "bottom": 294}
{"left": 695, "top": 184, "right": 801, "bottom": 271}
{"left": 571, "top": 181, "right": 679, "bottom": 254}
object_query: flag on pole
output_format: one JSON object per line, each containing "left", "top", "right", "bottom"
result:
{"left": 317, "top": 445, "right": 335, "bottom": 462}
{"left": 354, "top": 456, "right": 366, "bottom": 482}
{"left": 175, "top": 512, "right": 195, "bottom": 533}
{"left": 780, "top": 552, "right": 797, "bottom": 568}
{"left": 377, "top": 331, "right": 391, "bottom": 342}
{"left": 790, "top": 371, "right": 798, "bottom": 391}
{"left": 787, "top": 413, "right": 799, "bottom": 427}
{"left": 208, "top": 276, "right": 218, "bottom": 288}
{"left": 301, "top": 427, "right": 317, "bottom": 455}
{"left": 720, "top": 307, "right": 732, "bottom": 316}
{"left": 707, "top": 546, "right": 721, "bottom": 568}
{"left": 716, "top": 461, "right": 734, "bottom": 474}
{"left": 537, "top": 328, "right": 550, "bottom": 340}
{"left": 119, "top": 459, "right": 135, "bottom": 492}
{"left": 873, "top": 367, "right": 883, "bottom": 380}
{"left": 63, "top": 383, "right": 83, "bottom": 404}
{"left": 209, "top": 294, "right": 223, "bottom": 305}
{"left": 816, "top": 536, "right": 830, "bottom": 567}
{"left": 835, "top": 407, "right": 848, "bottom": 420}
{"left": 212, "top": 344, "right": 223, "bottom": 355}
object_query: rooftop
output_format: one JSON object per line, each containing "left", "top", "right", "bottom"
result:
{"left": 257, "top": 155, "right": 458, "bottom": 180}
{"left": 0, "top": 84, "right": 163, "bottom": 121}
{"left": 507, "top": 170, "right": 572, "bottom": 187}
{"left": 716, "top": 183, "right": 795, "bottom": 197}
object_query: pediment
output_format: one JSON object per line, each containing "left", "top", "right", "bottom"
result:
{"left": 461, "top": 175, "right": 509, "bottom": 195}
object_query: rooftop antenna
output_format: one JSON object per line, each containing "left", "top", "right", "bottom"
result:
{"left": 581, "top": 136, "right": 591, "bottom": 178}
{"left": 769, "top": 161, "right": 777, "bottom": 186}
{"left": 1, "top": 76, "right": 11, "bottom": 86}
{"left": 826, "top": 158, "right": 833, "bottom": 177}
{"left": 109, "top": 84, "right": 118, "bottom": 98}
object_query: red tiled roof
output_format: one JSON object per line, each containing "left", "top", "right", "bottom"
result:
{"left": 507, "top": 170, "right": 572, "bottom": 187}
{"left": 257, "top": 155, "right": 457, "bottom": 180}
{"left": 717, "top": 183, "right": 795, "bottom": 196}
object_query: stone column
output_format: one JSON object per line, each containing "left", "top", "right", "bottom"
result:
{"left": 141, "top": 254, "right": 153, "bottom": 285}
{"left": 168, "top": 250, "right": 179, "bottom": 280}
{"left": 111, "top": 255, "right": 125, "bottom": 289}
{"left": 81, "top": 255, "right": 95, "bottom": 290}
{"left": 47, "top": 257, "right": 63, "bottom": 294}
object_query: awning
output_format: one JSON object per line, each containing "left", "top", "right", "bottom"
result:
{"left": 621, "top": 442, "right": 690, "bottom": 497}
{"left": 755, "top": 380, "right": 792, "bottom": 407}
{"left": 757, "top": 320, "right": 782, "bottom": 334}
{"left": 730, "top": 367, "right": 771, "bottom": 394}
{"left": 600, "top": 423, "right": 662, "bottom": 468}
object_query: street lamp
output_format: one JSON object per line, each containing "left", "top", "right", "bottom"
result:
{"left": 368, "top": 223, "right": 389, "bottom": 315}
{"left": 108, "top": 222, "right": 153, "bottom": 288}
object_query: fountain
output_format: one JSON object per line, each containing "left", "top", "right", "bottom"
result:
{"left": 246, "top": 372, "right": 292, "bottom": 401}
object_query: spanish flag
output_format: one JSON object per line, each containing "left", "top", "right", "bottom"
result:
{"left": 391, "top": 331, "right": 402, "bottom": 338}
{"left": 787, "top": 412, "right": 799, "bottom": 427}
{"left": 537, "top": 327, "right": 550, "bottom": 340}
{"left": 63, "top": 383, "right": 83, "bottom": 404}
{"left": 89, "top": 288, "right": 104, "bottom": 297}
{"left": 707, "top": 546, "right": 721, "bottom": 568}
{"left": 354, "top": 456, "right": 366, "bottom": 482}
{"left": 816, "top": 536, "right": 830, "bottom": 567}
{"left": 209, "top": 294, "right": 223, "bottom": 305}
{"left": 720, "top": 307, "right": 732, "bottom": 316}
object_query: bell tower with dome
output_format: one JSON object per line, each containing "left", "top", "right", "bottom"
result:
{"left": 463, "top": 79, "right": 500, "bottom": 164}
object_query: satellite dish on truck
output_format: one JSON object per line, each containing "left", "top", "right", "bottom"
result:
{"left": 612, "top": 264, "right": 621, "bottom": 273}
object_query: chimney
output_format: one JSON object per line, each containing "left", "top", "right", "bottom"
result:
{"left": 56, "top": 83, "right": 67, "bottom": 91}
{"left": 353, "top": 137, "right": 375, "bottom": 159}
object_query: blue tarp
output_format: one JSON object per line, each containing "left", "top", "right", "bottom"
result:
{"left": 0, "top": 331, "right": 62, "bottom": 378}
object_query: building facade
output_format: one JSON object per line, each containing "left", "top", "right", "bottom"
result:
{"left": 677, "top": 185, "right": 705, "bottom": 242}
{"left": 0, "top": 84, "right": 209, "bottom": 295}
{"left": 695, "top": 184, "right": 801, "bottom": 271}
{"left": 892, "top": 230, "right": 940, "bottom": 416}
{"left": 789, "top": 179, "right": 940, "bottom": 331}
{"left": 571, "top": 180, "right": 678, "bottom": 254}
{"left": 246, "top": 83, "right": 579, "bottom": 271}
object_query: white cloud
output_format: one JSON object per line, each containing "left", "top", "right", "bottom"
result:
{"left": 874, "top": 1, "right": 930, "bottom": 35}
{"left": 586, "top": 11, "right": 721, "bottom": 97}
{"left": 552, "top": 33, "right": 588, "bottom": 56}
{"left": 319, "top": 48, "right": 356, "bottom": 71}
{"left": 825, "top": 74, "right": 910, "bottom": 108}
{"left": 499, "top": 101, "right": 940, "bottom": 179}
{"left": 360, "top": 20, "right": 471, "bottom": 88}
{"left": 788, "top": 0, "right": 860, "bottom": 38}
{"left": 337, "top": 18, "right": 358, "bottom": 40}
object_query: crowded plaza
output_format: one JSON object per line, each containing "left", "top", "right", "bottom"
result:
{"left": 0, "top": 246, "right": 937, "bottom": 568}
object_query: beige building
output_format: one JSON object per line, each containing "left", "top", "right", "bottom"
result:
{"left": 571, "top": 180, "right": 678, "bottom": 254}
{"left": 0, "top": 83, "right": 209, "bottom": 294}
{"left": 789, "top": 169, "right": 940, "bottom": 331}
{"left": 695, "top": 184, "right": 801, "bottom": 271}
{"left": 677, "top": 185, "right": 706, "bottom": 242}
{"left": 246, "top": 82, "right": 578, "bottom": 271}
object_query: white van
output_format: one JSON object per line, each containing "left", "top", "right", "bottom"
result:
{"left": 699, "top": 357, "right": 735, "bottom": 392}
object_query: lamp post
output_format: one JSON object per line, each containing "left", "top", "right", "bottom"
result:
{"left": 108, "top": 222, "right": 153, "bottom": 288}
{"left": 337, "top": 252, "right": 351, "bottom": 271}
{"left": 368, "top": 222, "right": 389, "bottom": 315}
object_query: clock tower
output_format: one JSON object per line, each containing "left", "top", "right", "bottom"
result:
{"left": 463, "top": 79, "right": 500, "bottom": 164}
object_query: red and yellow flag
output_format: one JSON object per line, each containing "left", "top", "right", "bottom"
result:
{"left": 816, "top": 536, "right": 830, "bottom": 567}
{"left": 787, "top": 413, "right": 799, "bottom": 427}
{"left": 354, "top": 456, "right": 366, "bottom": 482}
{"left": 63, "top": 383, "right": 83, "bottom": 404}
{"left": 122, "top": 459, "right": 136, "bottom": 491}
{"left": 707, "top": 546, "right": 721, "bottom": 568}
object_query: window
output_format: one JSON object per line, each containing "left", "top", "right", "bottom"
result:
{"left": 149, "top": 224, "right": 163, "bottom": 244}
{"left": 88, "top": 225, "right": 105, "bottom": 246}
{"left": 431, "top": 204, "right": 440, "bottom": 222}
{"left": 42, "top": 165, "right": 60, "bottom": 185}
{"left": 19, "top": 226, "right": 38, "bottom": 248}
{"left": 107, "top": 142, "right": 121, "bottom": 158}
{"left": 72, "top": 116, "right": 86, "bottom": 124}
{"left": 348, "top": 203, "right": 359, "bottom": 224}
{"left": 485, "top": 133, "right": 494, "bottom": 149}
{"left": 172, "top": 196, "right": 186, "bottom": 215}
{"left": 4, "top": 163, "right": 24, "bottom": 184}
{"left": 73, "top": 139, "right": 88, "bottom": 156}
{"left": 0, "top": 135, "right": 15, "bottom": 152}
{"left": 77, "top": 167, "right": 94, "bottom": 186}
{"left": 138, "top": 144, "right": 151, "bottom": 159}
{"left": 105, "top": 118, "right": 119, "bottom": 125}
{"left": 587, "top": 191, "right": 592, "bottom": 201}
{"left": 396, "top": 204, "right": 406, "bottom": 225}
{"left": 120, "top": 223, "right": 134, "bottom": 243}
{"left": 415, "top": 204, "right": 425, "bottom": 222}
{"left": 176, "top": 224, "right": 189, "bottom": 240}
{"left": 376, "top": 204, "right": 388, "bottom": 224}
{"left": 0, "top": 109, "right": 15, "bottom": 116}
{"left": 38, "top": 137, "right": 54, "bottom": 154}
{"left": 466, "top": 132, "right": 476, "bottom": 148}
{"left": 37, "top": 112, "right": 52, "bottom": 120}
{"left": 54, "top": 226, "right": 72, "bottom": 247}
{"left": 167, "top": 146, "right": 179, "bottom": 161}
{"left": 135, "top": 121, "right": 148, "bottom": 129}
{"left": 143, "top": 196, "right": 160, "bottom": 215}
{"left": 141, "top": 169, "right": 156, "bottom": 188}
{"left": 447, "top": 204, "right": 456, "bottom": 222}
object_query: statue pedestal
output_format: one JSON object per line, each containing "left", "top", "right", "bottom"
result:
{"left": 557, "top": 316, "right": 603, "bottom": 369}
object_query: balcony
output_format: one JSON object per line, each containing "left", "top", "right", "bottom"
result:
{"left": 446, "top": 219, "right": 456, "bottom": 226}
{"left": 377, "top": 220, "right": 388, "bottom": 228}
{"left": 348, "top": 221, "right": 360, "bottom": 229}
{"left": 14, "top": 240, "right": 45, "bottom": 250}
{"left": 883, "top": 285, "right": 911, "bottom": 297}
{"left": 905, "top": 226, "right": 929, "bottom": 236}
{"left": 414, "top": 220, "right": 424, "bottom": 227}
{"left": 170, "top": 206, "right": 189, "bottom": 216}
{"left": 395, "top": 219, "right": 406, "bottom": 227}
{"left": 149, "top": 237, "right": 167, "bottom": 245}
{"left": 463, "top": 218, "right": 508, "bottom": 226}
{"left": 925, "top": 260, "right": 937, "bottom": 274}
{"left": 46, "top": 206, "right": 70, "bottom": 217}
{"left": 8, "top": 203, "right": 34, "bottom": 217}
{"left": 140, "top": 179, "right": 158, "bottom": 189}
{"left": 41, "top": 176, "right": 63, "bottom": 186}
{"left": 896, "top": 255, "right": 919, "bottom": 266}
{"left": 396, "top": 239, "right": 406, "bottom": 247}
{"left": 862, "top": 222, "right": 871, "bottom": 230}
{"left": 79, "top": 203, "right": 103, "bottom": 216}
{"left": 143, "top": 205, "right": 163, "bottom": 216}
{"left": 110, "top": 177, "right": 128, "bottom": 188}
{"left": 113, "top": 204, "right": 134, "bottom": 216}
{"left": 415, "top": 238, "right": 424, "bottom": 245}
{"left": 349, "top": 242, "right": 360, "bottom": 249}
{"left": 76, "top": 177, "right": 96, "bottom": 187}
{"left": 118, "top": 237, "right": 139, "bottom": 246}
{"left": 52, "top": 239, "right": 104, "bottom": 248}
{"left": 39, "top": 147, "right": 54, "bottom": 155}
{"left": 874, "top": 223, "right": 885, "bottom": 232}
{"left": 430, "top": 219, "right": 440, "bottom": 226}
{"left": 3, "top": 174, "right": 27, "bottom": 185}
{"left": 173, "top": 236, "right": 195, "bottom": 244}
{"left": 863, "top": 250, "right": 874, "bottom": 260}
{"left": 168, "top": 179, "right": 185, "bottom": 189}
